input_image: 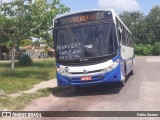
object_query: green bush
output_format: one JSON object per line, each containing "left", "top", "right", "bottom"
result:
{"left": 134, "top": 43, "right": 153, "bottom": 55}
{"left": 19, "top": 54, "right": 32, "bottom": 66}
{"left": 152, "top": 42, "right": 160, "bottom": 55}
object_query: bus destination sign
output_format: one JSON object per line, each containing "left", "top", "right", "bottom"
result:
{"left": 55, "top": 11, "right": 112, "bottom": 27}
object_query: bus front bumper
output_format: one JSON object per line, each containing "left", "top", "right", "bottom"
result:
{"left": 56, "top": 65, "right": 122, "bottom": 87}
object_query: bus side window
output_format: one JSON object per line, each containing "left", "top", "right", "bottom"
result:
{"left": 128, "top": 39, "right": 130, "bottom": 47}
{"left": 117, "top": 27, "right": 122, "bottom": 45}
{"left": 130, "top": 39, "right": 133, "bottom": 47}
{"left": 117, "top": 29, "right": 120, "bottom": 39}
{"left": 122, "top": 30, "right": 125, "bottom": 45}
{"left": 126, "top": 33, "right": 129, "bottom": 46}
{"left": 130, "top": 36, "right": 133, "bottom": 47}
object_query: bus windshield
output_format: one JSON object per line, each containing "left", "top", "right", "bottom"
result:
{"left": 55, "top": 23, "right": 118, "bottom": 64}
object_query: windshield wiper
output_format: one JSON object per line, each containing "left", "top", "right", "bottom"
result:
{"left": 66, "top": 26, "right": 76, "bottom": 41}
{"left": 94, "top": 25, "right": 99, "bottom": 41}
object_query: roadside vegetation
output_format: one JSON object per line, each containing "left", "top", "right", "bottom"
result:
{"left": 0, "top": 0, "right": 69, "bottom": 111}
{"left": 0, "top": 0, "right": 69, "bottom": 74}
{"left": 0, "top": 87, "right": 66, "bottom": 110}
{"left": 0, "top": 59, "right": 56, "bottom": 94}
{"left": 0, "top": 58, "right": 68, "bottom": 110}
{"left": 134, "top": 42, "right": 160, "bottom": 56}
{"left": 0, "top": 88, "right": 52, "bottom": 110}
{"left": 120, "top": 5, "right": 160, "bottom": 56}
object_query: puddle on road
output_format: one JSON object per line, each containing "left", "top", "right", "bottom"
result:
{"left": 145, "top": 58, "right": 160, "bottom": 62}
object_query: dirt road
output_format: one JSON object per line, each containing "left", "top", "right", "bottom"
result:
{"left": 2, "top": 56, "right": 160, "bottom": 120}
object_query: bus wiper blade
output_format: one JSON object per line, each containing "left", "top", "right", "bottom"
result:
{"left": 66, "top": 26, "right": 76, "bottom": 41}
{"left": 94, "top": 25, "right": 99, "bottom": 41}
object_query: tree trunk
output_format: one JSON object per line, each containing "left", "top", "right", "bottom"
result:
{"left": 0, "top": 47, "right": 2, "bottom": 60}
{"left": 11, "top": 46, "right": 16, "bottom": 75}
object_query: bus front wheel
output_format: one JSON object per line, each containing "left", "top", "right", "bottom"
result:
{"left": 130, "top": 58, "right": 135, "bottom": 75}
{"left": 130, "top": 69, "right": 134, "bottom": 75}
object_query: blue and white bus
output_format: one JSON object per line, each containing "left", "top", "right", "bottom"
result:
{"left": 47, "top": 9, "right": 135, "bottom": 89}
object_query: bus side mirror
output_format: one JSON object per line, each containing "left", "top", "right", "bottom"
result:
{"left": 46, "top": 28, "right": 54, "bottom": 49}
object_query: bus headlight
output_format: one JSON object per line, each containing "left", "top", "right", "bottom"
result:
{"left": 102, "top": 59, "right": 119, "bottom": 73}
{"left": 57, "top": 67, "right": 71, "bottom": 76}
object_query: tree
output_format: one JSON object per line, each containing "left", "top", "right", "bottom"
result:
{"left": 119, "top": 11, "right": 147, "bottom": 44}
{"left": 0, "top": 0, "right": 69, "bottom": 75}
{"left": 146, "top": 5, "right": 160, "bottom": 43}
{"left": 119, "top": 6, "right": 160, "bottom": 44}
{"left": 0, "top": 35, "right": 10, "bottom": 46}
{"left": 0, "top": 16, "right": 11, "bottom": 46}
{"left": 20, "top": 39, "right": 32, "bottom": 47}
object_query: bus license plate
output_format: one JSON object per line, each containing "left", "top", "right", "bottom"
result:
{"left": 81, "top": 76, "right": 91, "bottom": 81}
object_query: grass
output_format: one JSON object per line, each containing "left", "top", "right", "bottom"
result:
{"left": 0, "top": 59, "right": 63, "bottom": 110}
{"left": 0, "top": 59, "right": 56, "bottom": 94}
{"left": 0, "top": 87, "right": 66, "bottom": 110}
{"left": 0, "top": 90, "right": 50, "bottom": 110}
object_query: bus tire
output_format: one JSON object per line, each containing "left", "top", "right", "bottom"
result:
{"left": 130, "top": 59, "right": 134, "bottom": 75}
{"left": 120, "top": 79, "right": 126, "bottom": 87}
{"left": 130, "top": 69, "right": 134, "bottom": 75}
{"left": 117, "top": 78, "right": 126, "bottom": 87}
{"left": 124, "top": 61, "right": 127, "bottom": 76}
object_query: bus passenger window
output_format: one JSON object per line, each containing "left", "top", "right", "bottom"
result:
{"left": 117, "top": 27, "right": 122, "bottom": 45}
{"left": 122, "top": 31, "right": 125, "bottom": 45}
